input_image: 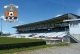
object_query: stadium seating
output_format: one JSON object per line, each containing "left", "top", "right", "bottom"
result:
{"left": 49, "top": 32, "right": 66, "bottom": 37}
{"left": 10, "top": 33, "right": 32, "bottom": 38}
{"left": 10, "top": 30, "right": 67, "bottom": 39}
{"left": 33, "top": 33, "right": 46, "bottom": 37}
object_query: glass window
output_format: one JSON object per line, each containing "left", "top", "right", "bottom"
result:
{"left": 73, "top": 22, "right": 78, "bottom": 27}
{"left": 70, "top": 22, "right": 78, "bottom": 27}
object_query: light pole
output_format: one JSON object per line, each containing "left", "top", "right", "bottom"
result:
{"left": 1, "top": 18, "right": 2, "bottom": 35}
{"left": 0, "top": 16, "right": 4, "bottom": 36}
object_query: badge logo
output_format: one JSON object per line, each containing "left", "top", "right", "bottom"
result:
{"left": 4, "top": 4, "right": 19, "bottom": 22}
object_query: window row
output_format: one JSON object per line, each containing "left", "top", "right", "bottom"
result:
{"left": 17, "top": 23, "right": 68, "bottom": 31}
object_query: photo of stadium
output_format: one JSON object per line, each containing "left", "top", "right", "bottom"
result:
{"left": 0, "top": 0, "right": 80, "bottom": 54}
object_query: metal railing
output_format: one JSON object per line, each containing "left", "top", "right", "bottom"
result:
{"left": 67, "top": 31, "right": 80, "bottom": 43}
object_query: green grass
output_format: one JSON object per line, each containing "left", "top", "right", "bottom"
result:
{"left": 0, "top": 37, "right": 44, "bottom": 44}
{"left": 0, "top": 43, "right": 70, "bottom": 54}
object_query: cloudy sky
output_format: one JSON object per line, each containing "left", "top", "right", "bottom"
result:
{"left": 0, "top": 0, "right": 80, "bottom": 34}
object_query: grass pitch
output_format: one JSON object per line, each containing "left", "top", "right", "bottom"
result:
{"left": 0, "top": 37, "right": 44, "bottom": 44}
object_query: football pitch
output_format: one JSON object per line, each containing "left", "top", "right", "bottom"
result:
{"left": 0, "top": 37, "right": 45, "bottom": 44}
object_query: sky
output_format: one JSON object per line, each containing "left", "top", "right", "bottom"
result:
{"left": 0, "top": 0, "right": 80, "bottom": 34}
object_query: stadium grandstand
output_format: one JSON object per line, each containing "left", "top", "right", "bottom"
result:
{"left": 12, "top": 13, "right": 80, "bottom": 44}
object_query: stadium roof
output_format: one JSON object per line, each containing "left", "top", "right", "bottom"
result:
{"left": 13, "top": 13, "right": 80, "bottom": 28}
{"left": 63, "top": 19, "right": 80, "bottom": 22}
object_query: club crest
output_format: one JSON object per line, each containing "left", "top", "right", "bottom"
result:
{"left": 4, "top": 4, "right": 18, "bottom": 22}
